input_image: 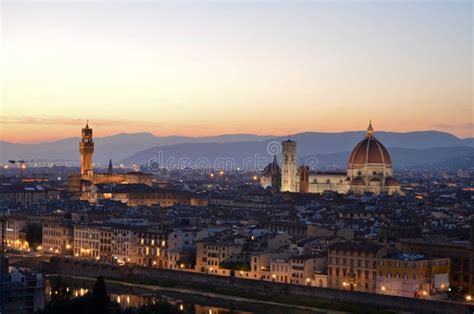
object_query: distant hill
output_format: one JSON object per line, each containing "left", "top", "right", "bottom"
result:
{"left": 0, "top": 133, "right": 274, "bottom": 164}
{"left": 1, "top": 131, "right": 472, "bottom": 169}
{"left": 407, "top": 152, "right": 474, "bottom": 171}
{"left": 122, "top": 140, "right": 474, "bottom": 171}
{"left": 301, "top": 146, "right": 474, "bottom": 170}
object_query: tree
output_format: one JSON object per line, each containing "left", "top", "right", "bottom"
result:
{"left": 87, "top": 276, "right": 110, "bottom": 314}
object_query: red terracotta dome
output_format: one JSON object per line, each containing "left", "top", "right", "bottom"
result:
{"left": 384, "top": 177, "right": 400, "bottom": 186}
{"left": 351, "top": 176, "right": 366, "bottom": 186}
{"left": 348, "top": 122, "right": 392, "bottom": 168}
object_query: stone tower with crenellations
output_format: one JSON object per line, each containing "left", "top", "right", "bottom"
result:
{"left": 79, "top": 122, "right": 94, "bottom": 176}
{"left": 69, "top": 122, "right": 153, "bottom": 197}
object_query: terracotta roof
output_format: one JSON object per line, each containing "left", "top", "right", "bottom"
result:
{"left": 329, "top": 242, "right": 385, "bottom": 253}
{"left": 384, "top": 176, "right": 400, "bottom": 186}
{"left": 348, "top": 122, "right": 392, "bottom": 167}
{"left": 348, "top": 137, "right": 392, "bottom": 166}
{"left": 351, "top": 177, "right": 366, "bottom": 186}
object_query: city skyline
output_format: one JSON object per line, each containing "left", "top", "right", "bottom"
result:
{"left": 1, "top": 1, "right": 472, "bottom": 143}
{"left": 1, "top": 2, "right": 474, "bottom": 313}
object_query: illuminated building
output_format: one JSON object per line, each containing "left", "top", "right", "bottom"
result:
{"left": 68, "top": 122, "right": 153, "bottom": 199}
{"left": 91, "top": 183, "right": 195, "bottom": 207}
{"left": 398, "top": 235, "right": 474, "bottom": 294}
{"left": 111, "top": 227, "right": 138, "bottom": 265}
{"left": 2, "top": 217, "right": 30, "bottom": 250}
{"left": 266, "top": 122, "right": 402, "bottom": 195}
{"left": 73, "top": 225, "right": 101, "bottom": 259}
{"left": 196, "top": 236, "right": 245, "bottom": 274}
{"left": 281, "top": 139, "right": 297, "bottom": 192}
{"left": 136, "top": 230, "right": 168, "bottom": 267}
{"left": 376, "top": 254, "right": 450, "bottom": 298}
{"left": 327, "top": 242, "right": 387, "bottom": 293}
{"left": 259, "top": 155, "right": 281, "bottom": 194}
{"left": 42, "top": 222, "right": 73, "bottom": 254}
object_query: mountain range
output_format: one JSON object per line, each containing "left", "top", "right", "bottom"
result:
{"left": 1, "top": 130, "right": 472, "bottom": 171}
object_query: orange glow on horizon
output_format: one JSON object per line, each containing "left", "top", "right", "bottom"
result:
{"left": 1, "top": 118, "right": 471, "bottom": 144}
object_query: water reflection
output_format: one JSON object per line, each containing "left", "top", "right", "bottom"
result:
{"left": 45, "top": 276, "right": 332, "bottom": 314}
{"left": 46, "top": 282, "right": 252, "bottom": 314}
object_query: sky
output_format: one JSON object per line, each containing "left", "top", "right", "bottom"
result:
{"left": 0, "top": 0, "right": 472, "bottom": 143}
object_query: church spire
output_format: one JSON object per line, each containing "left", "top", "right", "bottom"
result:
{"left": 108, "top": 158, "right": 113, "bottom": 175}
{"left": 367, "top": 120, "right": 374, "bottom": 138}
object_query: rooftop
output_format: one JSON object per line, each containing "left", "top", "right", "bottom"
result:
{"left": 384, "top": 253, "right": 427, "bottom": 261}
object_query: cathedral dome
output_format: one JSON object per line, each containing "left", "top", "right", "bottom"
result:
{"left": 384, "top": 176, "right": 400, "bottom": 186}
{"left": 351, "top": 176, "right": 366, "bottom": 186}
{"left": 347, "top": 122, "right": 392, "bottom": 169}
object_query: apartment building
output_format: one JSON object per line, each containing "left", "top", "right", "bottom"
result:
{"left": 136, "top": 229, "right": 168, "bottom": 267}
{"left": 73, "top": 225, "right": 101, "bottom": 259}
{"left": 327, "top": 242, "right": 387, "bottom": 293}
{"left": 196, "top": 236, "right": 245, "bottom": 274}
{"left": 111, "top": 227, "right": 138, "bottom": 264}
{"left": 376, "top": 253, "right": 450, "bottom": 298}
{"left": 42, "top": 222, "right": 73, "bottom": 254}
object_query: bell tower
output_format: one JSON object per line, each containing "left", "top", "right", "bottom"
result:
{"left": 281, "top": 139, "right": 297, "bottom": 192}
{"left": 79, "top": 121, "right": 94, "bottom": 176}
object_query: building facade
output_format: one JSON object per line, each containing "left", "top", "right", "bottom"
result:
{"left": 327, "top": 242, "right": 387, "bottom": 293}
{"left": 196, "top": 238, "right": 245, "bottom": 274}
{"left": 376, "top": 254, "right": 450, "bottom": 298}
{"left": 42, "top": 222, "right": 73, "bottom": 254}
{"left": 73, "top": 225, "right": 101, "bottom": 259}
{"left": 111, "top": 227, "right": 138, "bottom": 265}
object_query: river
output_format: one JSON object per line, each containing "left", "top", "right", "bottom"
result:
{"left": 45, "top": 275, "right": 345, "bottom": 314}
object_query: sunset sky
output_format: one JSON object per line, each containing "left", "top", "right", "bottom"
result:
{"left": 1, "top": 1, "right": 472, "bottom": 143}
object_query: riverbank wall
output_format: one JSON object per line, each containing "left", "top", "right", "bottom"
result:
{"left": 42, "top": 257, "right": 470, "bottom": 314}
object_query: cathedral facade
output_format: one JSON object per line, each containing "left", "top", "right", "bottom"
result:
{"left": 261, "top": 123, "right": 401, "bottom": 195}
